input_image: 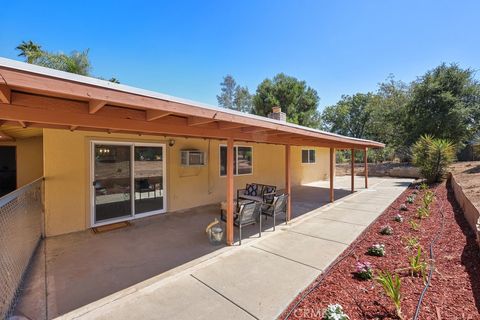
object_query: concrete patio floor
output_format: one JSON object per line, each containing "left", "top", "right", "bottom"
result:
{"left": 15, "top": 176, "right": 410, "bottom": 320}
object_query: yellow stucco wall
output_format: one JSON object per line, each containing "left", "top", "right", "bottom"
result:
{"left": 291, "top": 146, "right": 330, "bottom": 185}
{"left": 42, "top": 128, "right": 331, "bottom": 236}
{"left": 0, "top": 136, "right": 44, "bottom": 188}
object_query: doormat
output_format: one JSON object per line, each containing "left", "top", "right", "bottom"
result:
{"left": 92, "top": 221, "right": 132, "bottom": 234}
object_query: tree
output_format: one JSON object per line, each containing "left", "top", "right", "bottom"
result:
{"left": 16, "top": 40, "right": 43, "bottom": 63}
{"left": 404, "top": 63, "right": 480, "bottom": 148}
{"left": 252, "top": 73, "right": 320, "bottom": 128}
{"left": 217, "top": 75, "right": 252, "bottom": 112}
{"left": 321, "top": 93, "right": 378, "bottom": 138}
{"left": 15, "top": 40, "right": 116, "bottom": 80}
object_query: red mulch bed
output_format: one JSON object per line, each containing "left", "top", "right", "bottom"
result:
{"left": 281, "top": 180, "right": 480, "bottom": 320}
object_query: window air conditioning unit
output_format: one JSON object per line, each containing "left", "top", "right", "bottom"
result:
{"left": 181, "top": 149, "right": 206, "bottom": 166}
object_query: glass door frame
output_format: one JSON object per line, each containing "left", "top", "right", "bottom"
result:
{"left": 90, "top": 140, "right": 167, "bottom": 227}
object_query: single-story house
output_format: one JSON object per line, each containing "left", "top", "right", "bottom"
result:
{"left": 0, "top": 57, "right": 384, "bottom": 245}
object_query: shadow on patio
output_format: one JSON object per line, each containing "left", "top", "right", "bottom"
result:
{"left": 15, "top": 177, "right": 370, "bottom": 319}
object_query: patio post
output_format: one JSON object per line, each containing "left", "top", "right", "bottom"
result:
{"left": 329, "top": 147, "right": 335, "bottom": 202}
{"left": 226, "top": 137, "right": 234, "bottom": 245}
{"left": 351, "top": 148, "right": 355, "bottom": 193}
{"left": 364, "top": 147, "right": 368, "bottom": 189}
{"left": 285, "top": 144, "right": 291, "bottom": 221}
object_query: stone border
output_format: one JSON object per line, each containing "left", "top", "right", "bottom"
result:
{"left": 449, "top": 173, "right": 480, "bottom": 248}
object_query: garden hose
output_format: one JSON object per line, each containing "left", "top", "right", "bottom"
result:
{"left": 285, "top": 183, "right": 445, "bottom": 320}
{"left": 283, "top": 182, "right": 405, "bottom": 320}
{"left": 412, "top": 186, "right": 445, "bottom": 320}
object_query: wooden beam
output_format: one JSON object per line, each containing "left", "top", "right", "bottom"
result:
{"left": 2, "top": 93, "right": 368, "bottom": 149}
{"left": 18, "top": 120, "right": 27, "bottom": 128}
{"left": 1, "top": 66, "right": 385, "bottom": 148}
{"left": 351, "top": 148, "right": 355, "bottom": 193}
{"left": 226, "top": 137, "right": 234, "bottom": 246}
{"left": 330, "top": 148, "right": 335, "bottom": 202}
{"left": 70, "top": 125, "right": 78, "bottom": 131}
{"left": 146, "top": 110, "right": 171, "bottom": 121}
{"left": 188, "top": 116, "right": 216, "bottom": 127}
{"left": 364, "top": 147, "right": 368, "bottom": 189}
{"left": 0, "top": 85, "right": 10, "bottom": 104}
{"left": 217, "top": 122, "right": 247, "bottom": 130}
{"left": 241, "top": 127, "right": 271, "bottom": 133}
{"left": 285, "top": 144, "right": 291, "bottom": 222}
{"left": 89, "top": 99, "right": 107, "bottom": 114}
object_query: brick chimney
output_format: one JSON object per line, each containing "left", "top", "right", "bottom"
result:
{"left": 267, "top": 106, "right": 287, "bottom": 122}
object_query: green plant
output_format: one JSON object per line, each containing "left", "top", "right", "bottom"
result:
{"left": 393, "top": 214, "right": 404, "bottom": 223}
{"left": 412, "top": 135, "right": 456, "bottom": 183}
{"left": 423, "top": 190, "right": 434, "bottom": 207}
{"left": 376, "top": 271, "right": 403, "bottom": 319}
{"left": 417, "top": 206, "right": 430, "bottom": 219}
{"left": 355, "top": 261, "right": 373, "bottom": 280}
{"left": 323, "top": 304, "right": 350, "bottom": 320}
{"left": 380, "top": 225, "right": 394, "bottom": 235}
{"left": 408, "top": 247, "right": 428, "bottom": 283}
{"left": 409, "top": 219, "right": 420, "bottom": 231}
{"left": 367, "top": 244, "right": 386, "bottom": 257}
{"left": 404, "top": 236, "right": 419, "bottom": 250}
{"left": 406, "top": 196, "right": 415, "bottom": 204}
{"left": 419, "top": 182, "right": 428, "bottom": 191}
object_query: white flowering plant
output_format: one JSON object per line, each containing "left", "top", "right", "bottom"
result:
{"left": 393, "top": 214, "right": 404, "bottom": 223}
{"left": 367, "top": 243, "right": 386, "bottom": 257}
{"left": 323, "top": 304, "right": 350, "bottom": 320}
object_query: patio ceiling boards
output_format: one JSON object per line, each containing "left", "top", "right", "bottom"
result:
{"left": 0, "top": 57, "right": 385, "bottom": 149}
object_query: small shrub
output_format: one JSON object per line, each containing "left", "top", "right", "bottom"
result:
{"left": 417, "top": 206, "right": 430, "bottom": 219}
{"left": 376, "top": 271, "right": 403, "bottom": 319}
{"left": 393, "top": 214, "right": 404, "bottom": 223}
{"left": 380, "top": 225, "right": 394, "bottom": 235}
{"left": 409, "top": 247, "right": 428, "bottom": 283}
{"left": 323, "top": 304, "right": 350, "bottom": 320}
{"left": 355, "top": 261, "right": 373, "bottom": 280}
{"left": 399, "top": 204, "right": 408, "bottom": 211}
{"left": 367, "top": 244, "right": 386, "bottom": 257}
{"left": 404, "top": 236, "right": 419, "bottom": 250}
{"left": 406, "top": 196, "right": 415, "bottom": 204}
{"left": 409, "top": 219, "right": 420, "bottom": 231}
{"left": 412, "top": 135, "right": 455, "bottom": 183}
{"left": 420, "top": 182, "right": 428, "bottom": 191}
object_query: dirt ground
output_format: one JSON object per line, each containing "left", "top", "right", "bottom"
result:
{"left": 450, "top": 161, "right": 480, "bottom": 209}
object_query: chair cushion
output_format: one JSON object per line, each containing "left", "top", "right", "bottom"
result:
{"left": 245, "top": 183, "right": 260, "bottom": 196}
{"left": 264, "top": 185, "right": 276, "bottom": 194}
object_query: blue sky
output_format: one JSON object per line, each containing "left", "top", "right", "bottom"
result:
{"left": 1, "top": 1, "right": 478, "bottom": 110}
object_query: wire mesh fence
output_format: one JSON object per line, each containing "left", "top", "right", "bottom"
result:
{"left": 0, "top": 178, "right": 44, "bottom": 319}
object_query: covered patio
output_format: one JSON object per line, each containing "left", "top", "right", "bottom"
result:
{"left": 0, "top": 58, "right": 385, "bottom": 319}
{"left": 15, "top": 176, "right": 376, "bottom": 319}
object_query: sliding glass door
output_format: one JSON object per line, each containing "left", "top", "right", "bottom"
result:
{"left": 92, "top": 142, "right": 166, "bottom": 225}
{"left": 134, "top": 145, "right": 165, "bottom": 215}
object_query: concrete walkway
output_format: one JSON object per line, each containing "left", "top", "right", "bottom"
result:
{"left": 58, "top": 177, "right": 412, "bottom": 320}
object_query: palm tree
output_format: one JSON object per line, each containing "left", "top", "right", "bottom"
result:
{"left": 61, "top": 50, "right": 91, "bottom": 76}
{"left": 16, "top": 40, "right": 43, "bottom": 63}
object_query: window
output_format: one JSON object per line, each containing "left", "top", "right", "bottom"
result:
{"left": 220, "top": 145, "right": 253, "bottom": 176}
{"left": 302, "top": 149, "right": 316, "bottom": 164}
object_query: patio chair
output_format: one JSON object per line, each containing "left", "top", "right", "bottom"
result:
{"left": 261, "top": 193, "right": 288, "bottom": 231}
{"left": 220, "top": 201, "right": 261, "bottom": 245}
